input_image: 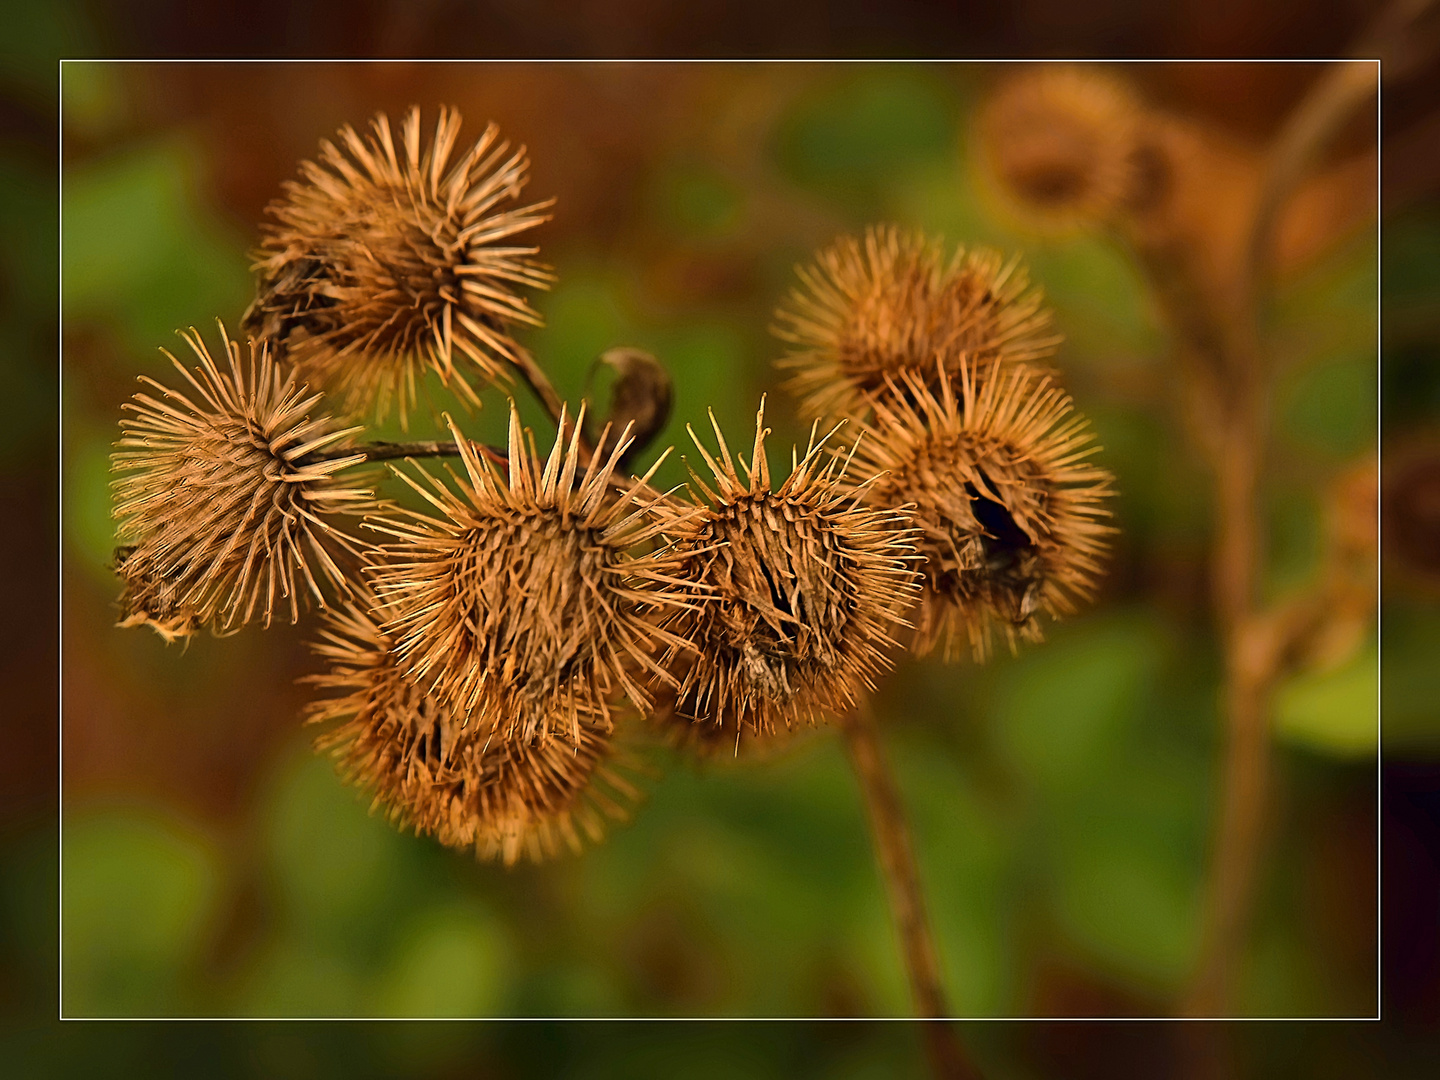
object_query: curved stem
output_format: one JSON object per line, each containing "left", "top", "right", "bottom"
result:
{"left": 840, "top": 704, "right": 981, "bottom": 1079}
{"left": 1183, "top": 55, "right": 1380, "bottom": 1018}
{"left": 1238, "top": 60, "right": 1377, "bottom": 328}
{"left": 334, "top": 439, "right": 461, "bottom": 462}
{"left": 508, "top": 344, "right": 595, "bottom": 462}
{"left": 507, "top": 344, "right": 568, "bottom": 429}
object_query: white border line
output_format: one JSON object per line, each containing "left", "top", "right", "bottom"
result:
{"left": 55, "top": 56, "right": 1385, "bottom": 1024}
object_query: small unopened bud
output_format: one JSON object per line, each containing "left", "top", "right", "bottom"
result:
{"left": 586, "top": 347, "right": 673, "bottom": 467}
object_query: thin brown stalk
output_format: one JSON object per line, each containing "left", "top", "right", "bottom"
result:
{"left": 303, "top": 438, "right": 506, "bottom": 470}
{"left": 318, "top": 440, "right": 463, "bottom": 462}
{"left": 839, "top": 703, "right": 982, "bottom": 1079}
{"left": 508, "top": 344, "right": 589, "bottom": 455}
{"left": 1237, "top": 59, "right": 1379, "bottom": 325}
{"left": 1184, "top": 54, "right": 1380, "bottom": 1017}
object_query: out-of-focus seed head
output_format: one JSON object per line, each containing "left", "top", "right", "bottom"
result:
{"left": 246, "top": 106, "right": 555, "bottom": 426}
{"left": 367, "top": 405, "right": 699, "bottom": 746}
{"left": 850, "top": 362, "right": 1114, "bottom": 661}
{"left": 774, "top": 225, "right": 1059, "bottom": 422}
{"left": 976, "top": 66, "right": 1151, "bottom": 229}
{"left": 307, "top": 594, "right": 640, "bottom": 865}
{"left": 111, "top": 325, "right": 375, "bottom": 640}
{"left": 663, "top": 401, "right": 921, "bottom": 736}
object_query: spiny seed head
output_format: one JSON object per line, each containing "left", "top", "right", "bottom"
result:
{"left": 848, "top": 362, "right": 1114, "bottom": 661}
{"left": 306, "top": 594, "right": 640, "bottom": 865}
{"left": 111, "top": 324, "right": 375, "bottom": 640}
{"left": 774, "top": 225, "right": 1059, "bottom": 423}
{"left": 246, "top": 106, "right": 555, "bottom": 426}
{"left": 663, "top": 400, "right": 921, "bottom": 736}
{"left": 647, "top": 685, "right": 803, "bottom": 761}
{"left": 976, "top": 66, "right": 1149, "bottom": 228}
{"left": 367, "top": 404, "right": 700, "bottom": 746}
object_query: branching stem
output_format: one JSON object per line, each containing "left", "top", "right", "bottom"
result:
{"left": 1183, "top": 52, "right": 1382, "bottom": 1017}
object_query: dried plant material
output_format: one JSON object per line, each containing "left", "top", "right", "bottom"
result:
{"left": 307, "top": 594, "right": 640, "bottom": 865}
{"left": 586, "top": 347, "right": 674, "bottom": 467}
{"left": 849, "top": 362, "right": 1113, "bottom": 661}
{"left": 976, "top": 66, "right": 1151, "bottom": 228}
{"left": 246, "top": 106, "right": 555, "bottom": 426}
{"left": 664, "top": 401, "right": 921, "bottom": 736}
{"left": 646, "top": 685, "right": 801, "bottom": 760}
{"left": 111, "top": 325, "right": 375, "bottom": 640}
{"left": 774, "top": 226, "right": 1058, "bottom": 422}
{"left": 367, "top": 405, "right": 699, "bottom": 746}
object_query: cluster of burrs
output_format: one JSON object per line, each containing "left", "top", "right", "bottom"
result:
{"left": 111, "top": 107, "right": 1113, "bottom": 864}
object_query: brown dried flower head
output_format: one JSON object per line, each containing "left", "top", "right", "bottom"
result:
{"left": 246, "top": 106, "right": 555, "bottom": 426}
{"left": 646, "top": 684, "right": 803, "bottom": 761}
{"left": 976, "top": 66, "right": 1149, "bottom": 228}
{"left": 849, "top": 362, "right": 1114, "bottom": 661}
{"left": 664, "top": 402, "right": 921, "bottom": 739}
{"left": 774, "top": 225, "right": 1059, "bottom": 422}
{"left": 306, "top": 593, "right": 640, "bottom": 865}
{"left": 367, "top": 405, "right": 698, "bottom": 746}
{"left": 111, "top": 325, "right": 374, "bottom": 641}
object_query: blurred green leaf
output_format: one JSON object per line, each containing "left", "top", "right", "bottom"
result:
{"left": 773, "top": 69, "right": 956, "bottom": 209}
{"left": 61, "top": 61, "right": 131, "bottom": 139}
{"left": 533, "top": 271, "right": 632, "bottom": 387}
{"left": 1277, "top": 352, "right": 1378, "bottom": 460}
{"left": 1025, "top": 235, "right": 1162, "bottom": 363}
{"left": 991, "top": 612, "right": 1166, "bottom": 793}
{"left": 1274, "top": 642, "right": 1378, "bottom": 759}
{"left": 656, "top": 161, "right": 745, "bottom": 238}
{"left": 371, "top": 900, "right": 508, "bottom": 1018}
{"left": 62, "top": 137, "right": 252, "bottom": 361}
{"left": 891, "top": 734, "right": 1015, "bottom": 1014}
{"left": 62, "top": 806, "right": 220, "bottom": 1015}
{"left": 233, "top": 940, "right": 366, "bottom": 1018}
{"left": 259, "top": 748, "right": 416, "bottom": 951}
{"left": 1263, "top": 486, "right": 1325, "bottom": 598}
{"left": 1239, "top": 915, "right": 1336, "bottom": 1018}
{"left": 647, "top": 322, "right": 755, "bottom": 491}
{"left": 62, "top": 417, "right": 116, "bottom": 581}
{"left": 1050, "top": 822, "right": 1201, "bottom": 988}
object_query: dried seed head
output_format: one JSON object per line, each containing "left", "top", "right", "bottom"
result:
{"left": 645, "top": 684, "right": 801, "bottom": 761}
{"left": 306, "top": 595, "right": 639, "bottom": 865}
{"left": 976, "top": 66, "right": 1149, "bottom": 228}
{"left": 774, "top": 225, "right": 1059, "bottom": 422}
{"left": 246, "top": 106, "right": 555, "bottom": 426}
{"left": 849, "top": 363, "right": 1114, "bottom": 661}
{"left": 111, "top": 325, "right": 374, "bottom": 640}
{"left": 367, "top": 405, "right": 698, "bottom": 746}
{"left": 665, "top": 401, "right": 921, "bottom": 736}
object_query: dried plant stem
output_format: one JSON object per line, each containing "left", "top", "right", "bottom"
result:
{"left": 840, "top": 704, "right": 980, "bottom": 1079}
{"left": 341, "top": 440, "right": 463, "bottom": 462}
{"left": 508, "top": 344, "right": 593, "bottom": 457}
{"left": 304, "top": 439, "right": 505, "bottom": 469}
{"left": 1182, "top": 56, "right": 1378, "bottom": 1017}
{"left": 1238, "top": 60, "right": 1378, "bottom": 317}
{"left": 1187, "top": 408, "right": 1269, "bottom": 1016}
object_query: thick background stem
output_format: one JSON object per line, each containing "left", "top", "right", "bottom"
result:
{"left": 1183, "top": 54, "right": 1380, "bottom": 1017}
{"left": 840, "top": 705, "right": 982, "bottom": 1079}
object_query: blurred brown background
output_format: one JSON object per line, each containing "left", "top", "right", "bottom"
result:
{"left": 6, "top": 0, "right": 1440, "bottom": 1076}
